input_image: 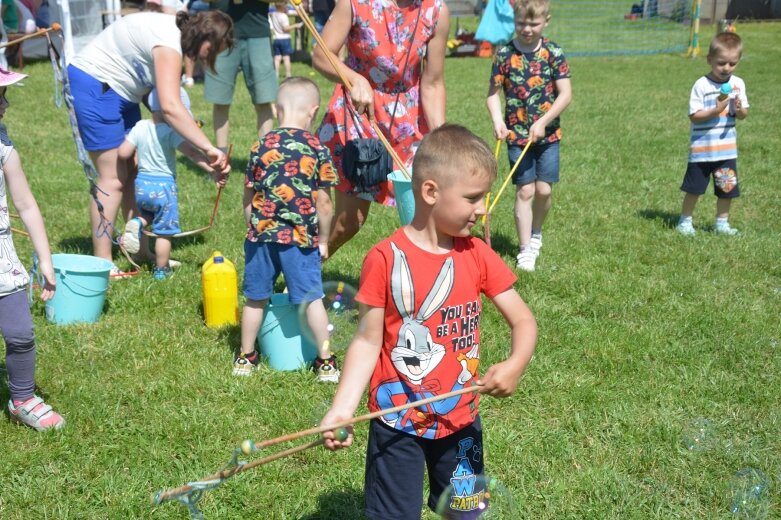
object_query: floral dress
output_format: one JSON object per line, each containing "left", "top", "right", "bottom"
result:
{"left": 317, "top": 0, "right": 442, "bottom": 206}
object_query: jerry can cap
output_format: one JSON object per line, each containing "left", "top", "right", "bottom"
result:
{"left": 214, "top": 256, "right": 224, "bottom": 263}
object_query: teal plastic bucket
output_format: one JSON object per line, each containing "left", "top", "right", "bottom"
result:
{"left": 258, "top": 293, "right": 317, "bottom": 371}
{"left": 45, "top": 254, "right": 113, "bottom": 325}
{"left": 389, "top": 169, "right": 414, "bottom": 225}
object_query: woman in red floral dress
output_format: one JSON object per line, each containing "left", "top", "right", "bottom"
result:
{"left": 313, "top": 0, "right": 449, "bottom": 255}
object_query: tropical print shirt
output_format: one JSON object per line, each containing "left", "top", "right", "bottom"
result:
{"left": 245, "top": 128, "right": 338, "bottom": 247}
{"left": 491, "top": 38, "right": 571, "bottom": 146}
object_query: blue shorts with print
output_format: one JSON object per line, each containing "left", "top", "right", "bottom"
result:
{"left": 681, "top": 158, "right": 740, "bottom": 198}
{"left": 67, "top": 65, "right": 141, "bottom": 151}
{"left": 135, "top": 173, "right": 181, "bottom": 235}
{"left": 243, "top": 241, "right": 323, "bottom": 303}
{"left": 509, "top": 141, "right": 560, "bottom": 186}
{"left": 364, "top": 416, "right": 484, "bottom": 520}
{"left": 272, "top": 38, "right": 293, "bottom": 57}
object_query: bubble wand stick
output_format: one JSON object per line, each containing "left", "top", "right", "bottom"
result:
{"left": 152, "top": 385, "right": 480, "bottom": 513}
{"left": 0, "top": 23, "right": 62, "bottom": 49}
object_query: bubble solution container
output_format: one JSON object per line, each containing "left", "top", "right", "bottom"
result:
{"left": 202, "top": 251, "right": 239, "bottom": 327}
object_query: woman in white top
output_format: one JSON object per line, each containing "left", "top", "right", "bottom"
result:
{"left": 68, "top": 11, "right": 233, "bottom": 270}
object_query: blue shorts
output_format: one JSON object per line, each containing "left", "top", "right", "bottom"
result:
{"left": 509, "top": 141, "right": 560, "bottom": 186}
{"left": 67, "top": 65, "right": 141, "bottom": 151}
{"left": 681, "top": 158, "right": 740, "bottom": 198}
{"left": 243, "top": 241, "right": 323, "bottom": 302}
{"left": 364, "top": 417, "right": 484, "bottom": 520}
{"left": 135, "top": 174, "right": 181, "bottom": 235}
{"left": 272, "top": 38, "right": 293, "bottom": 57}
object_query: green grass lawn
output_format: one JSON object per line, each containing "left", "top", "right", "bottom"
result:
{"left": 1, "top": 21, "right": 780, "bottom": 519}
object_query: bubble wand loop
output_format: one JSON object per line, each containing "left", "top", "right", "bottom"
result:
{"left": 0, "top": 23, "right": 62, "bottom": 49}
{"left": 289, "top": 0, "right": 411, "bottom": 180}
{"left": 153, "top": 385, "right": 480, "bottom": 511}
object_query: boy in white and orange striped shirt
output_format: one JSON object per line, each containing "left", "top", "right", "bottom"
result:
{"left": 677, "top": 32, "right": 749, "bottom": 236}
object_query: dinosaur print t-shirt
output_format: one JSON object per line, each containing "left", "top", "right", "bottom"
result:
{"left": 357, "top": 228, "right": 517, "bottom": 439}
{"left": 245, "top": 128, "right": 338, "bottom": 247}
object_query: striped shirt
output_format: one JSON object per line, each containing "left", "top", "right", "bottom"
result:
{"left": 688, "top": 75, "right": 748, "bottom": 162}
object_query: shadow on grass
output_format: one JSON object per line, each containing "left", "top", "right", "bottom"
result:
{"left": 56, "top": 236, "right": 93, "bottom": 255}
{"left": 637, "top": 209, "right": 680, "bottom": 229}
{"left": 299, "top": 488, "right": 365, "bottom": 519}
{"left": 216, "top": 324, "right": 242, "bottom": 357}
{"left": 483, "top": 231, "right": 518, "bottom": 259}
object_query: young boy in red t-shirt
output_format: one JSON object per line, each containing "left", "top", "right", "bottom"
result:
{"left": 319, "top": 124, "right": 538, "bottom": 519}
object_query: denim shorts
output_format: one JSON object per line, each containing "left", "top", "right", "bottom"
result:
{"left": 243, "top": 241, "right": 323, "bottom": 303}
{"left": 509, "top": 141, "right": 560, "bottom": 186}
{"left": 364, "top": 417, "right": 484, "bottom": 520}
{"left": 135, "top": 174, "right": 181, "bottom": 235}
{"left": 272, "top": 38, "right": 293, "bottom": 57}
{"left": 680, "top": 158, "right": 740, "bottom": 198}
{"left": 67, "top": 65, "right": 141, "bottom": 151}
{"left": 204, "top": 38, "right": 278, "bottom": 105}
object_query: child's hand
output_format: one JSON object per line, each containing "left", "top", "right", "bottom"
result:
{"left": 734, "top": 96, "right": 743, "bottom": 110}
{"left": 212, "top": 171, "right": 229, "bottom": 187}
{"left": 206, "top": 146, "right": 229, "bottom": 174}
{"left": 493, "top": 122, "right": 509, "bottom": 140}
{"left": 476, "top": 359, "right": 524, "bottom": 398}
{"left": 715, "top": 96, "right": 730, "bottom": 114}
{"left": 38, "top": 261, "right": 56, "bottom": 302}
{"left": 320, "top": 409, "right": 354, "bottom": 451}
{"left": 528, "top": 121, "right": 546, "bottom": 143}
{"left": 319, "top": 242, "right": 329, "bottom": 261}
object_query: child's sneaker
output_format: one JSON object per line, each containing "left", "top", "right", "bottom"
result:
{"left": 714, "top": 220, "right": 738, "bottom": 235}
{"left": 8, "top": 396, "right": 65, "bottom": 432}
{"left": 516, "top": 249, "right": 536, "bottom": 272}
{"left": 676, "top": 219, "right": 696, "bottom": 236}
{"left": 313, "top": 356, "right": 340, "bottom": 383}
{"left": 152, "top": 266, "right": 173, "bottom": 280}
{"left": 233, "top": 351, "right": 259, "bottom": 376}
{"left": 119, "top": 217, "right": 143, "bottom": 254}
{"left": 529, "top": 233, "right": 543, "bottom": 257}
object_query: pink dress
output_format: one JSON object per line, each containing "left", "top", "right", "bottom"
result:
{"left": 316, "top": 0, "right": 442, "bottom": 206}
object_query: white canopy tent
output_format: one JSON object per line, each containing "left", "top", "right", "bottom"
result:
{"left": 19, "top": 0, "right": 121, "bottom": 63}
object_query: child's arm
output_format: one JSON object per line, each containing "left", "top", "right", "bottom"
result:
{"left": 320, "top": 304, "right": 385, "bottom": 450}
{"left": 117, "top": 138, "right": 137, "bottom": 161}
{"left": 486, "top": 84, "right": 509, "bottom": 140}
{"left": 528, "top": 77, "right": 572, "bottom": 142}
{"left": 178, "top": 141, "right": 230, "bottom": 186}
{"left": 281, "top": 15, "right": 303, "bottom": 33}
{"left": 316, "top": 188, "right": 332, "bottom": 260}
{"left": 689, "top": 96, "right": 730, "bottom": 123}
{"left": 4, "top": 150, "right": 55, "bottom": 301}
{"left": 478, "top": 288, "right": 537, "bottom": 397}
{"left": 243, "top": 186, "right": 254, "bottom": 228}
{"left": 734, "top": 96, "right": 748, "bottom": 120}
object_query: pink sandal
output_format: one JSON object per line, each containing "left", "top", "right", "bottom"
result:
{"left": 8, "top": 395, "right": 65, "bottom": 432}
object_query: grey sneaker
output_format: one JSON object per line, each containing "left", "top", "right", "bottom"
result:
{"left": 676, "top": 220, "right": 696, "bottom": 236}
{"left": 120, "top": 217, "right": 143, "bottom": 254}
{"left": 516, "top": 250, "right": 536, "bottom": 272}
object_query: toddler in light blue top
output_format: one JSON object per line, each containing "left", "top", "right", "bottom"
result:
{"left": 118, "top": 87, "right": 227, "bottom": 279}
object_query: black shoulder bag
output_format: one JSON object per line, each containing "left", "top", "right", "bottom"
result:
{"left": 341, "top": 5, "right": 422, "bottom": 191}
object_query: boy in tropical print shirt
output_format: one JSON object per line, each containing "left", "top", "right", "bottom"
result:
{"left": 235, "top": 77, "right": 342, "bottom": 383}
{"left": 486, "top": 0, "right": 571, "bottom": 272}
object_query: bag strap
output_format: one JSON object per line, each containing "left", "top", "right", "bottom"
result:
{"left": 345, "top": 1, "right": 424, "bottom": 140}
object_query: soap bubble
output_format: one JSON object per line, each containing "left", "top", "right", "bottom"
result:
{"left": 298, "top": 281, "right": 358, "bottom": 353}
{"left": 681, "top": 418, "right": 715, "bottom": 452}
{"left": 436, "top": 475, "right": 515, "bottom": 519}
{"left": 728, "top": 467, "right": 770, "bottom": 519}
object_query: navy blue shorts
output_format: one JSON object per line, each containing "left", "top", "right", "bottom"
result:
{"left": 67, "top": 65, "right": 141, "bottom": 151}
{"left": 680, "top": 158, "right": 740, "bottom": 198}
{"left": 509, "top": 141, "right": 560, "bottom": 186}
{"left": 243, "top": 240, "right": 323, "bottom": 303}
{"left": 364, "top": 417, "right": 484, "bottom": 520}
{"left": 272, "top": 38, "right": 293, "bottom": 57}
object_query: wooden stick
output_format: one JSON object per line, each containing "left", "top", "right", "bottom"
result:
{"left": 154, "top": 385, "right": 480, "bottom": 504}
{"left": 0, "top": 23, "right": 61, "bottom": 49}
{"left": 11, "top": 227, "right": 29, "bottom": 237}
{"left": 487, "top": 140, "right": 532, "bottom": 215}
{"left": 481, "top": 139, "right": 502, "bottom": 227}
{"left": 290, "top": 0, "right": 411, "bottom": 180}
